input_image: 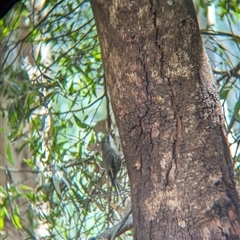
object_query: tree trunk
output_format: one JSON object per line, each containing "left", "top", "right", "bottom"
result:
{"left": 90, "top": 0, "right": 240, "bottom": 239}
{"left": 0, "top": 111, "right": 36, "bottom": 239}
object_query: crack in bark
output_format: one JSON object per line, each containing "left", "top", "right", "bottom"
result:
{"left": 160, "top": 51, "right": 164, "bottom": 77}
{"left": 165, "top": 161, "right": 173, "bottom": 188}
{"left": 143, "top": 62, "right": 150, "bottom": 95}
{"left": 149, "top": 218, "right": 153, "bottom": 239}
{"left": 187, "top": 225, "right": 194, "bottom": 239}
{"left": 152, "top": 9, "right": 157, "bottom": 29}
{"left": 167, "top": 77, "right": 181, "bottom": 167}
{"left": 149, "top": 0, "right": 154, "bottom": 13}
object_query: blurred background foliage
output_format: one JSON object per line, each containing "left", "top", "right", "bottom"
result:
{"left": 0, "top": 0, "right": 239, "bottom": 239}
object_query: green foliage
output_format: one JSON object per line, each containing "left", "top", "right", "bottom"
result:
{"left": 0, "top": 0, "right": 239, "bottom": 239}
{"left": 0, "top": 0, "right": 130, "bottom": 239}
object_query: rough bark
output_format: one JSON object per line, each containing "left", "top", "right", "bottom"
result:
{"left": 90, "top": 0, "right": 240, "bottom": 239}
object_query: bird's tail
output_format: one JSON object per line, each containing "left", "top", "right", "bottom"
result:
{"left": 113, "top": 181, "right": 120, "bottom": 195}
{"left": 110, "top": 177, "right": 120, "bottom": 195}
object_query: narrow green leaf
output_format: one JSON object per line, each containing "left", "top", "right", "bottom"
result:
{"left": 0, "top": 207, "right": 7, "bottom": 230}
{"left": 12, "top": 214, "right": 22, "bottom": 229}
{"left": 9, "top": 121, "right": 24, "bottom": 142}
{"left": 3, "top": 207, "right": 9, "bottom": 219}
{"left": 6, "top": 143, "right": 14, "bottom": 165}
{"left": 73, "top": 115, "right": 88, "bottom": 129}
{"left": 0, "top": 207, "right": 5, "bottom": 218}
{"left": 219, "top": 85, "right": 231, "bottom": 99}
{"left": 233, "top": 99, "right": 240, "bottom": 121}
{"left": 0, "top": 217, "right": 4, "bottom": 230}
{"left": 0, "top": 186, "right": 7, "bottom": 196}
{"left": 20, "top": 184, "right": 33, "bottom": 192}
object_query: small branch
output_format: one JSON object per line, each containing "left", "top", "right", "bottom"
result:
{"left": 214, "top": 62, "right": 240, "bottom": 83}
{"left": 0, "top": 165, "right": 39, "bottom": 173}
{"left": 88, "top": 208, "right": 133, "bottom": 240}
{"left": 55, "top": 95, "right": 105, "bottom": 115}
{"left": 200, "top": 30, "right": 240, "bottom": 41}
{"left": 111, "top": 208, "right": 132, "bottom": 240}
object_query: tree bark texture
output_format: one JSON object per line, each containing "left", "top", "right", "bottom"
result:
{"left": 91, "top": 0, "right": 240, "bottom": 239}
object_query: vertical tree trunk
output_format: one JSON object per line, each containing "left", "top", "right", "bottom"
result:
{"left": 91, "top": 0, "right": 240, "bottom": 239}
{"left": 0, "top": 111, "right": 36, "bottom": 239}
{"left": 0, "top": 18, "right": 37, "bottom": 239}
